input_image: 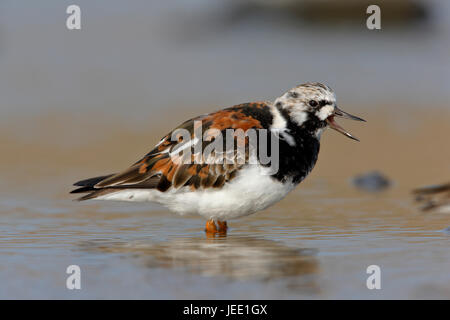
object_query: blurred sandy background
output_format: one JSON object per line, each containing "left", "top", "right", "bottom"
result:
{"left": 0, "top": 0, "right": 449, "bottom": 187}
{"left": 0, "top": 0, "right": 449, "bottom": 299}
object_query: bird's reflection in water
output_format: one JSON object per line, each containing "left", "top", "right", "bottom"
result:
{"left": 83, "top": 235, "right": 319, "bottom": 290}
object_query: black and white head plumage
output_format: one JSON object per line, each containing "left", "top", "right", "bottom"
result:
{"left": 273, "top": 82, "right": 364, "bottom": 142}
{"left": 274, "top": 82, "right": 337, "bottom": 131}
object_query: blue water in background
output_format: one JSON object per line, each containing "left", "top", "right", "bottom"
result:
{"left": 0, "top": 0, "right": 449, "bottom": 121}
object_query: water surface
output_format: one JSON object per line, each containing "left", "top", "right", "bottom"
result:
{"left": 1, "top": 111, "right": 449, "bottom": 299}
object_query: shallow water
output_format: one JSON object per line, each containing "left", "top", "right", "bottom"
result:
{"left": 0, "top": 110, "right": 449, "bottom": 299}
{"left": 1, "top": 0, "right": 450, "bottom": 299}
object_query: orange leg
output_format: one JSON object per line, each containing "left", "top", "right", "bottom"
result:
{"left": 205, "top": 219, "right": 228, "bottom": 236}
{"left": 217, "top": 220, "right": 228, "bottom": 233}
{"left": 205, "top": 219, "right": 218, "bottom": 233}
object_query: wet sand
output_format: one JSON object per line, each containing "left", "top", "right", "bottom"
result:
{"left": 0, "top": 106, "right": 449, "bottom": 299}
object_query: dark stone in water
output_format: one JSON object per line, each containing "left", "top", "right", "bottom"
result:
{"left": 352, "top": 171, "right": 391, "bottom": 192}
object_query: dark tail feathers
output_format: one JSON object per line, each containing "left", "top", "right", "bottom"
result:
{"left": 70, "top": 174, "right": 115, "bottom": 198}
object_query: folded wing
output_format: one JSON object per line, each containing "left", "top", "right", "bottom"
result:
{"left": 71, "top": 102, "right": 270, "bottom": 200}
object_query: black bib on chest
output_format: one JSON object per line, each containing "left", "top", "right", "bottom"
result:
{"left": 269, "top": 109, "right": 323, "bottom": 184}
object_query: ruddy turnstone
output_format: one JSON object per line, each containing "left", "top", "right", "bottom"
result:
{"left": 71, "top": 82, "right": 365, "bottom": 234}
{"left": 413, "top": 182, "right": 450, "bottom": 214}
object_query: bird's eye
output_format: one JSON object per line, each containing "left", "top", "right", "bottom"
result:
{"left": 290, "top": 92, "right": 299, "bottom": 98}
{"left": 309, "top": 100, "right": 318, "bottom": 107}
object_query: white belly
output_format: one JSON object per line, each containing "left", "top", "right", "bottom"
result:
{"left": 96, "top": 165, "right": 296, "bottom": 220}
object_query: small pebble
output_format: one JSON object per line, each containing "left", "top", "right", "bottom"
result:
{"left": 352, "top": 171, "right": 391, "bottom": 192}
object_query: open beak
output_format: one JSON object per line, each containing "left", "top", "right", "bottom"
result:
{"left": 326, "top": 106, "right": 366, "bottom": 141}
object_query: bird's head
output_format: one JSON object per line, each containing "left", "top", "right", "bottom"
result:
{"left": 274, "top": 82, "right": 365, "bottom": 141}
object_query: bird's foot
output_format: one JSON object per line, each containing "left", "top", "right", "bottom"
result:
{"left": 217, "top": 220, "right": 228, "bottom": 233}
{"left": 205, "top": 219, "right": 228, "bottom": 237}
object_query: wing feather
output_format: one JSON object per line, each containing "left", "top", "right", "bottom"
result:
{"left": 71, "top": 102, "right": 272, "bottom": 200}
